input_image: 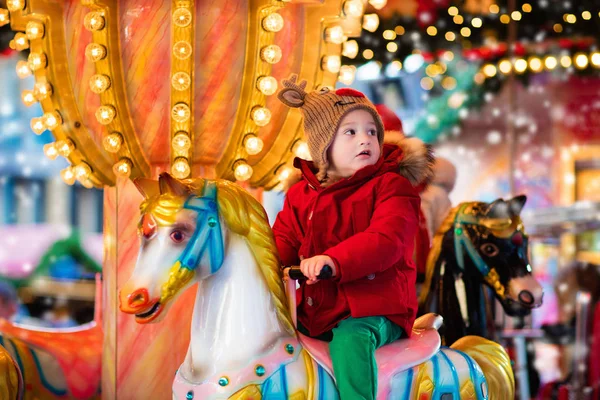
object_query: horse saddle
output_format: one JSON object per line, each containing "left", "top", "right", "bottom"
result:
{"left": 297, "top": 313, "right": 442, "bottom": 387}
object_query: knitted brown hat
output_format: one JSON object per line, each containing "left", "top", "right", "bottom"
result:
{"left": 277, "top": 75, "right": 385, "bottom": 180}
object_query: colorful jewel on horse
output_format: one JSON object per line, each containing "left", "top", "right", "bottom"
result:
{"left": 120, "top": 173, "right": 515, "bottom": 399}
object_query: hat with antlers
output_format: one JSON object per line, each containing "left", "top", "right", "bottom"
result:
{"left": 277, "top": 74, "right": 385, "bottom": 180}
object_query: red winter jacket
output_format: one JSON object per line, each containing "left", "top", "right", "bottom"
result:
{"left": 273, "top": 144, "right": 421, "bottom": 337}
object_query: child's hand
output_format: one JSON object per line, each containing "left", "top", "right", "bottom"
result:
{"left": 300, "top": 255, "right": 335, "bottom": 285}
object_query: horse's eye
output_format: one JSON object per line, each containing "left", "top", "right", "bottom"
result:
{"left": 480, "top": 243, "right": 499, "bottom": 257}
{"left": 170, "top": 230, "right": 185, "bottom": 243}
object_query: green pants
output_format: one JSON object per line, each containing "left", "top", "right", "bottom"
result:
{"left": 329, "top": 316, "right": 404, "bottom": 400}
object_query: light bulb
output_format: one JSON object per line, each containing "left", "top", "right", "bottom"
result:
{"left": 342, "top": 40, "right": 359, "bottom": 59}
{"left": 233, "top": 160, "right": 253, "bottom": 181}
{"left": 499, "top": 59, "right": 512, "bottom": 74}
{"left": 33, "top": 82, "right": 52, "bottom": 100}
{"left": 368, "top": 0, "right": 387, "bottom": 10}
{"left": 257, "top": 76, "right": 277, "bottom": 95}
{"left": 171, "top": 157, "right": 191, "bottom": 179}
{"left": 0, "top": 10, "right": 9, "bottom": 27}
{"left": 483, "top": 64, "right": 497, "bottom": 77}
{"left": 171, "top": 103, "right": 191, "bottom": 123}
{"left": 80, "top": 179, "right": 94, "bottom": 189}
{"left": 113, "top": 158, "right": 133, "bottom": 178}
{"left": 43, "top": 143, "right": 59, "bottom": 160}
{"left": 103, "top": 133, "right": 123, "bottom": 153}
{"left": 338, "top": 65, "right": 356, "bottom": 85}
{"left": 260, "top": 45, "right": 282, "bottom": 64}
{"left": 252, "top": 107, "right": 271, "bottom": 127}
{"left": 85, "top": 43, "right": 107, "bottom": 62}
{"left": 292, "top": 140, "right": 311, "bottom": 160}
{"left": 61, "top": 167, "right": 77, "bottom": 185}
{"left": 26, "top": 21, "right": 45, "bottom": 40}
{"left": 471, "top": 17, "right": 482, "bottom": 28}
{"left": 560, "top": 55, "right": 572, "bottom": 68}
{"left": 343, "top": 0, "right": 363, "bottom": 17}
{"left": 262, "top": 13, "right": 284, "bottom": 32}
{"left": 30, "top": 117, "right": 46, "bottom": 135}
{"left": 172, "top": 132, "right": 191, "bottom": 152}
{"left": 325, "top": 26, "right": 346, "bottom": 44}
{"left": 172, "top": 8, "right": 192, "bottom": 27}
{"left": 544, "top": 56, "right": 557, "bottom": 70}
{"left": 514, "top": 59, "right": 528, "bottom": 73}
{"left": 529, "top": 57, "right": 542, "bottom": 72}
{"left": 84, "top": 12, "right": 105, "bottom": 31}
{"left": 74, "top": 162, "right": 92, "bottom": 180}
{"left": 89, "top": 74, "right": 111, "bottom": 93}
{"left": 56, "top": 139, "right": 75, "bottom": 157}
{"left": 21, "top": 90, "right": 36, "bottom": 107}
{"left": 43, "top": 111, "right": 62, "bottom": 130}
{"left": 362, "top": 14, "right": 379, "bottom": 32}
{"left": 277, "top": 165, "right": 292, "bottom": 181}
{"left": 171, "top": 72, "right": 191, "bottom": 91}
{"left": 322, "top": 55, "right": 341, "bottom": 73}
{"left": 96, "top": 105, "right": 116, "bottom": 125}
{"left": 6, "top": 0, "right": 24, "bottom": 12}
{"left": 28, "top": 52, "right": 47, "bottom": 71}
{"left": 244, "top": 134, "right": 264, "bottom": 155}
{"left": 13, "top": 32, "right": 29, "bottom": 51}
{"left": 173, "top": 41, "right": 192, "bottom": 60}
{"left": 591, "top": 52, "right": 600, "bottom": 67}
{"left": 574, "top": 53, "right": 588, "bottom": 69}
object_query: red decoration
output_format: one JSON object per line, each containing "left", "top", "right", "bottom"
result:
{"left": 335, "top": 88, "right": 366, "bottom": 97}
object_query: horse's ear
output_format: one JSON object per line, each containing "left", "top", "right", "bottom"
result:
{"left": 133, "top": 178, "right": 160, "bottom": 199}
{"left": 486, "top": 198, "right": 509, "bottom": 219}
{"left": 159, "top": 172, "right": 190, "bottom": 196}
{"left": 509, "top": 195, "right": 527, "bottom": 216}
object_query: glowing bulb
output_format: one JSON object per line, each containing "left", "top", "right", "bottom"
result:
{"left": 390, "top": 60, "right": 403, "bottom": 71}
{"left": 171, "top": 72, "right": 191, "bottom": 91}
{"left": 234, "top": 160, "right": 253, "bottom": 181}
{"left": 173, "top": 41, "right": 192, "bottom": 59}
{"left": 61, "top": 167, "right": 77, "bottom": 185}
{"left": 30, "top": 117, "right": 46, "bottom": 135}
{"left": 514, "top": 59, "right": 527, "bottom": 73}
{"left": 338, "top": 65, "right": 356, "bottom": 85}
{"left": 96, "top": 105, "right": 116, "bottom": 125}
{"left": 33, "top": 82, "right": 52, "bottom": 100}
{"left": 386, "top": 42, "right": 398, "bottom": 52}
{"left": 448, "top": 6, "right": 459, "bottom": 16}
{"left": 43, "top": 111, "right": 62, "bottom": 130}
{"left": 500, "top": 14, "right": 510, "bottom": 24}
{"left": 460, "top": 27, "right": 471, "bottom": 37}
{"left": 489, "top": 4, "right": 499, "bottom": 13}
{"left": 453, "top": 15, "right": 464, "bottom": 24}
{"left": 260, "top": 45, "right": 282, "bottom": 64}
{"left": 26, "top": 21, "right": 44, "bottom": 40}
{"left": 21, "top": 90, "right": 36, "bottom": 107}
{"left": 85, "top": 43, "right": 107, "bottom": 62}
{"left": 395, "top": 26, "right": 405, "bottom": 35}
{"left": 383, "top": 30, "right": 396, "bottom": 40}
{"left": 362, "top": 49, "right": 374, "bottom": 59}
{"left": 0, "top": 10, "right": 9, "bottom": 27}
{"left": 325, "top": 26, "right": 346, "bottom": 44}
{"left": 244, "top": 134, "right": 264, "bottom": 155}
{"left": 292, "top": 140, "right": 311, "bottom": 159}
{"left": 591, "top": 53, "right": 600, "bottom": 67}
{"left": 442, "top": 77, "right": 457, "bottom": 90}
{"left": 252, "top": 107, "right": 271, "bottom": 127}
{"left": 368, "top": 0, "right": 387, "bottom": 10}
{"left": 113, "top": 158, "right": 133, "bottom": 177}
{"left": 172, "top": 8, "right": 192, "bottom": 27}
{"left": 499, "top": 59, "right": 512, "bottom": 74}
{"left": 529, "top": 57, "right": 542, "bottom": 72}
{"left": 560, "top": 55, "right": 572, "bottom": 68}
{"left": 6, "top": 0, "right": 24, "bottom": 12}
{"left": 553, "top": 24, "right": 563, "bottom": 33}
{"left": 343, "top": 0, "right": 363, "bottom": 17}
{"left": 257, "top": 76, "right": 277, "bottom": 95}
{"left": 544, "top": 56, "right": 557, "bottom": 70}
{"left": 522, "top": 3, "right": 532, "bottom": 12}
{"left": 565, "top": 14, "right": 576, "bottom": 24}
{"left": 43, "top": 143, "right": 59, "bottom": 160}
{"left": 74, "top": 162, "right": 92, "bottom": 180}
{"left": 89, "top": 74, "right": 111, "bottom": 93}
{"left": 171, "top": 132, "right": 191, "bottom": 152}
{"left": 342, "top": 40, "right": 359, "bottom": 59}
{"left": 262, "top": 13, "right": 284, "bottom": 32}
{"left": 13, "top": 32, "right": 29, "bottom": 51}
{"left": 80, "top": 179, "right": 94, "bottom": 189}
{"left": 56, "top": 139, "right": 75, "bottom": 157}
{"left": 471, "top": 17, "right": 482, "bottom": 28}
{"left": 582, "top": 11, "right": 591, "bottom": 20}
{"left": 574, "top": 53, "right": 588, "bottom": 69}
{"left": 172, "top": 103, "right": 191, "bottom": 123}
{"left": 445, "top": 32, "right": 456, "bottom": 41}
{"left": 84, "top": 12, "right": 105, "bottom": 31}
{"left": 322, "top": 55, "right": 341, "bottom": 73}
{"left": 103, "top": 133, "right": 123, "bottom": 153}
{"left": 362, "top": 14, "right": 379, "bottom": 32}
{"left": 28, "top": 52, "right": 47, "bottom": 71}
{"left": 171, "top": 158, "right": 191, "bottom": 179}
{"left": 511, "top": 11, "right": 522, "bottom": 21}
{"left": 420, "top": 77, "right": 434, "bottom": 90}
{"left": 426, "top": 26, "right": 437, "bottom": 36}
{"left": 277, "top": 165, "right": 292, "bottom": 181}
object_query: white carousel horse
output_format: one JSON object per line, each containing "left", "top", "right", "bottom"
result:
{"left": 119, "top": 173, "right": 514, "bottom": 399}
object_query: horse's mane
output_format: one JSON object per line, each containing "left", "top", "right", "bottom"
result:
{"left": 418, "top": 204, "right": 460, "bottom": 305}
{"left": 140, "top": 178, "right": 295, "bottom": 336}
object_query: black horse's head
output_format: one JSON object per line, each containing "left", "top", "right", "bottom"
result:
{"left": 452, "top": 195, "right": 543, "bottom": 316}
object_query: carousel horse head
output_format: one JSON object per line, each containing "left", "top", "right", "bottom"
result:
{"left": 428, "top": 195, "right": 543, "bottom": 317}
{"left": 118, "top": 173, "right": 292, "bottom": 332}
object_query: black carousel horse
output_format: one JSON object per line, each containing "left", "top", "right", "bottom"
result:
{"left": 418, "top": 195, "right": 544, "bottom": 346}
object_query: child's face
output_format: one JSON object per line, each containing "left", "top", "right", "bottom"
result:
{"left": 327, "top": 109, "right": 380, "bottom": 178}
